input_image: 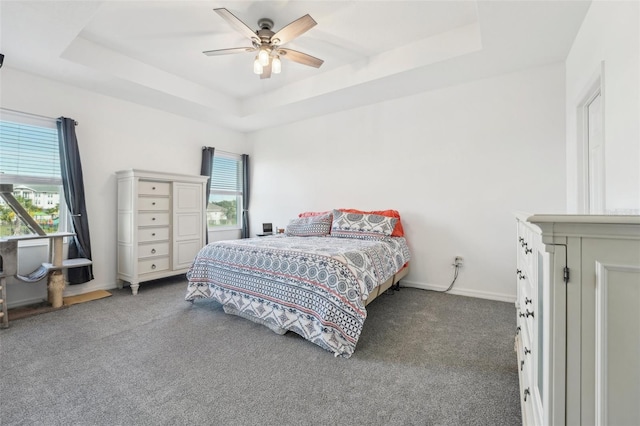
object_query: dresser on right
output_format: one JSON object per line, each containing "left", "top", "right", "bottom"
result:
{"left": 515, "top": 213, "right": 640, "bottom": 426}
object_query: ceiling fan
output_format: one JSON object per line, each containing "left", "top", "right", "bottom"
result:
{"left": 203, "top": 8, "right": 324, "bottom": 79}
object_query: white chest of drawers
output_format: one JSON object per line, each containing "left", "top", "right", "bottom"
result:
{"left": 515, "top": 212, "right": 640, "bottom": 426}
{"left": 117, "top": 169, "right": 208, "bottom": 294}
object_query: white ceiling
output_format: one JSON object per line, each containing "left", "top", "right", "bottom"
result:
{"left": 0, "top": 1, "right": 591, "bottom": 132}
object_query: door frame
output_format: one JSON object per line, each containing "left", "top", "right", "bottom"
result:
{"left": 575, "top": 61, "right": 606, "bottom": 213}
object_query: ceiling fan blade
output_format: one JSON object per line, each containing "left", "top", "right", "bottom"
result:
{"left": 203, "top": 47, "right": 256, "bottom": 56}
{"left": 271, "top": 14, "right": 317, "bottom": 46}
{"left": 261, "top": 62, "right": 272, "bottom": 79}
{"left": 214, "top": 8, "right": 260, "bottom": 44}
{"left": 277, "top": 48, "right": 324, "bottom": 68}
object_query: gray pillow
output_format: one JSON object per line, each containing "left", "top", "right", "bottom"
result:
{"left": 330, "top": 209, "right": 397, "bottom": 240}
{"left": 286, "top": 212, "right": 333, "bottom": 237}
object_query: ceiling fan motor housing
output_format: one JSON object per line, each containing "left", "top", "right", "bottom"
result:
{"left": 257, "top": 18, "right": 274, "bottom": 30}
{"left": 257, "top": 18, "right": 276, "bottom": 47}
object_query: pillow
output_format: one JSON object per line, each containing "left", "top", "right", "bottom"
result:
{"left": 339, "top": 208, "right": 405, "bottom": 237}
{"left": 330, "top": 209, "right": 398, "bottom": 240}
{"left": 286, "top": 213, "right": 332, "bottom": 237}
{"left": 298, "top": 210, "right": 331, "bottom": 218}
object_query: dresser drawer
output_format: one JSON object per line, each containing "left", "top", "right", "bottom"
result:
{"left": 138, "top": 257, "right": 170, "bottom": 274}
{"left": 138, "top": 180, "right": 170, "bottom": 196}
{"left": 517, "top": 271, "right": 533, "bottom": 304}
{"left": 518, "top": 327, "right": 533, "bottom": 385}
{"left": 138, "top": 242, "right": 170, "bottom": 259}
{"left": 138, "top": 227, "right": 170, "bottom": 243}
{"left": 518, "top": 306, "right": 535, "bottom": 340}
{"left": 138, "top": 197, "right": 169, "bottom": 211}
{"left": 518, "top": 231, "right": 535, "bottom": 279}
{"left": 138, "top": 212, "right": 170, "bottom": 227}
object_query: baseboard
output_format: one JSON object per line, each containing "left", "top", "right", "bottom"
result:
{"left": 62, "top": 275, "right": 185, "bottom": 297}
{"left": 7, "top": 295, "right": 48, "bottom": 309}
{"left": 62, "top": 280, "right": 119, "bottom": 297}
{"left": 400, "top": 280, "right": 516, "bottom": 303}
{"left": 7, "top": 280, "right": 120, "bottom": 309}
{"left": 13, "top": 278, "right": 516, "bottom": 304}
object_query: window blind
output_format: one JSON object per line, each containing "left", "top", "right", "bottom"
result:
{"left": 0, "top": 115, "right": 60, "bottom": 180}
{"left": 211, "top": 154, "right": 243, "bottom": 194}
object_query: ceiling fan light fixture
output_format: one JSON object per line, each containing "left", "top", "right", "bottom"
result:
{"left": 272, "top": 56, "right": 282, "bottom": 74}
{"left": 253, "top": 57, "right": 263, "bottom": 74}
{"left": 258, "top": 48, "right": 270, "bottom": 66}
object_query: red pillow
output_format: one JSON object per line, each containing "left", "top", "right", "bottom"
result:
{"left": 338, "top": 208, "right": 405, "bottom": 237}
{"left": 298, "top": 210, "right": 331, "bottom": 218}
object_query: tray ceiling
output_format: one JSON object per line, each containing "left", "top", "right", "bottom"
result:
{"left": 0, "top": 1, "right": 591, "bottom": 132}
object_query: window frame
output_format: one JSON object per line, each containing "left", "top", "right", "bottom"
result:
{"left": 208, "top": 151, "right": 243, "bottom": 231}
{"left": 0, "top": 110, "right": 70, "bottom": 244}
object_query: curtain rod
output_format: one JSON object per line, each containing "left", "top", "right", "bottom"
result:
{"left": 202, "top": 147, "right": 237, "bottom": 156}
{"left": 0, "top": 107, "right": 78, "bottom": 125}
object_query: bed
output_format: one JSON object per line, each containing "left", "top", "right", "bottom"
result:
{"left": 185, "top": 209, "right": 411, "bottom": 358}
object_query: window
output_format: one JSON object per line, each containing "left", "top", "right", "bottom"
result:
{"left": 207, "top": 152, "right": 243, "bottom": 229}
{"left": 0, "top": 109, "right": 68, "bottom": 237}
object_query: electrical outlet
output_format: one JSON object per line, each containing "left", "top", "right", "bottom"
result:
{"left": 454, "top": 256, "right": 464, "bottom": 267}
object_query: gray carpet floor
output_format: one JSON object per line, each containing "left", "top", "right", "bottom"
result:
{"left": 0, "top": 277, "right": 521, "bottom": 426}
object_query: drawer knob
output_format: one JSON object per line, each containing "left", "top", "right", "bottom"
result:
{"left": 152, "top": 217, "right": 156, "bottom": 221}
{"left": 151, "top": 264, "right": 156, "bottom": 270}
{"left": 152, "top": 186, "right": 156, "bottom": 190}
{"left": 524, "top": 347, "right": 531, "bottom": 355}
{"left": 525, "top": 297, "right": 532, "bottom": 305}
{"left": 524, "top": 388, "right": 530, "bottom": 402}
{"left": 152, "top": 202, "right": 156, "bottom": 206}
{"left": 521, "top": 360, "right": 525, "bottom": 371}
{"left": 151, "top": 248, "right": 156, "bottom": 254}
{"left": 152, "top": 233, "right": 156, "bottom": 236}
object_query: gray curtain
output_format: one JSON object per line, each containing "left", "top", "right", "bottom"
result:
{"left": 241, "top": 154, "right": 250, "bottom": 239}
{"left": 57, "top": 117, "right": 94, "bottom": 284}
{"left": 201, "top": 147, "right": 215, "bottom": 244}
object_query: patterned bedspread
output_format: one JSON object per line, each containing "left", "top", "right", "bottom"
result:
{"left": 185, "top": 235, "right": 411, "bottom": 358}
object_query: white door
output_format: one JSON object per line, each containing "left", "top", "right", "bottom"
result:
{"left": 587, "top": 92, "right": 605, "bottom": 213}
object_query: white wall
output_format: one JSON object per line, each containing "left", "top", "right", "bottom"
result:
{"left": 1, "top": 68, "right": 246, "bottom": 307}
{"left": 566, "top": 1, "right": 640, "bottom": 213}
{"left": 0, "top": 62, "right": 570, "bottom": 305}
{"left": 247, "top": 63, "right": 567, "bottom": 302}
